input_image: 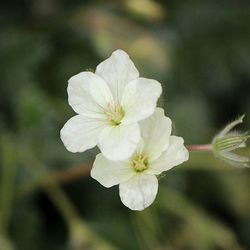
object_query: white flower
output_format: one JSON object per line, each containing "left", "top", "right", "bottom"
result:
{"left": 60, "top": 49, "right": 162, "bottom": 161}
{"left": 91, "top": 108, "right": 189, "bottom": 211}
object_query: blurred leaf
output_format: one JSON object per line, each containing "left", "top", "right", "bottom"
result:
{"left": 124, "top": 0, "right": 166, "bottom": 21}
{"left": 158, "top": 187, "right": 243, "bottom": 250}
{"left": 0, "top": 234, "right": 14, "bottom": 250}
{"left": 0, "top": 135, "right": 18, "bottom": 234}
{"left": 70, "top": 5, "right": 171, "bottom": 79}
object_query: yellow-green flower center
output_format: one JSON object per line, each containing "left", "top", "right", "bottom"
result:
{"left": 132, "top": 154, "right": 149, "bottom": 172}
{"left": 106, "top": 104, "right": 125, "bottom": 126}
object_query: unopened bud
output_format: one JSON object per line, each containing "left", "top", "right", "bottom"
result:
{"left": 212, "top": 115, "right": 249, "bottom": 167}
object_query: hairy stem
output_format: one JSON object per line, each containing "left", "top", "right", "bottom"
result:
{"left": 186, "top": 144, "right": 212, "bottom": 152}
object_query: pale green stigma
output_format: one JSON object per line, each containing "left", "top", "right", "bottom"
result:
{"left": 132, "top": 154, "right": 149, "bottom": 172}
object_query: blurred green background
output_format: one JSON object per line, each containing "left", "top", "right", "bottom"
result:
{"left": 1, "top": 0, "right": 250, "bottom": 249}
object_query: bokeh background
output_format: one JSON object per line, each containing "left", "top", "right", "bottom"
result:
{"left": 1, "top": 0, "right": 250, "bottom": 249}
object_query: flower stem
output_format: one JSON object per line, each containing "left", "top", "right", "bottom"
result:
{"left": 186, "top": 144, "right": 212, "bottom": 152}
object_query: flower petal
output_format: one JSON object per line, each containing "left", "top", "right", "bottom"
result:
{"left": 68, "top": 72, "right": 112, "bottom": 118}
{"left": 148, "top": 136, "right": 189, "bottom": 175}
{"left": 91, "top": 154, "right": 135, "bottom": 188}
{"left": 60, "top": 115, "right": 105, "bottom": 153}
{"left": 140, "top": 108, "right": 172, "bottom": 161}
{"left": 98, "top": 123, "right": 140, "bottom": 161}
{"left": 89, "top": 75, "right": 114, "bottom": 109}
{"left": 96, "top": 50, "right": 139, "bottom": 103}
{"left": 119, "top": 174, "right": 158, "bottom": 211}
{"left": 121, "top": 78, "right": 162, "bottom": 124}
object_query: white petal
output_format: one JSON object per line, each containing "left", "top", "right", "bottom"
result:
{"left": 68, "top": 72, "right": 112, "bottom": 118}
{"left": 98, "top": 123, "right": 140, "bottom": 161}
{"left": 90, "top": 75, "right": 114, "bottom": 109}
{"left": 135, "top": 139, "right": 145, "bottom": 155}
{"left": 119, "top": 174, "right": 158, "bottom": 211}
{"left": 60, "top": 115, "right": 105, "bottom": 153}
{"left": 96, "top": 50, "right": 139, "bottom": 103}
{"left": 140, "top": 108, "right": 172, "bottom": 161}
{"left": 91, "top": 154, "right": 135, "bottom": 188}
{"left": 148, "top": 136, "right": 189, "bottom": 175}
{"left": 121, "top": 78, "right": 162, "bottom": 124}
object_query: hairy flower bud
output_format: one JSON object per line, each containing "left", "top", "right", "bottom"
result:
{"left": 212, "top": 115, "right": 250, "bottom": 167}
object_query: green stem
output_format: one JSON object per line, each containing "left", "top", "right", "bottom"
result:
{"left": 42, "top": 180, "right": 78, "bottom": 223}
{"left": 20, "top": 155, "right": 80, "bottom": 226}
{"left": 0, "top": 137, "right": 18, "bottom": 235}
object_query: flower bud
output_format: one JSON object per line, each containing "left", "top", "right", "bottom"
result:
{"left": 212, "top": 115, "right": 249, "bottom": 167}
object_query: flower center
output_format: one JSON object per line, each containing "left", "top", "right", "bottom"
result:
{"left": 132, "top": 154, "right": 149, "bottom": 172}
{"left": 106, "top": 103, "right": 125, "bottom": 126}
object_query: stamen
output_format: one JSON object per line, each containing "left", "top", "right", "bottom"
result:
{"left": 105, "top": 104, "right": 125, "bottom": 126}
{"left": 132, "top": 154, "right": 149, "bottom": 172}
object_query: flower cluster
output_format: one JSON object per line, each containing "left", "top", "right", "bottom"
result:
{"left": 61, "top": 49, "right": 189, "bottom": 210}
